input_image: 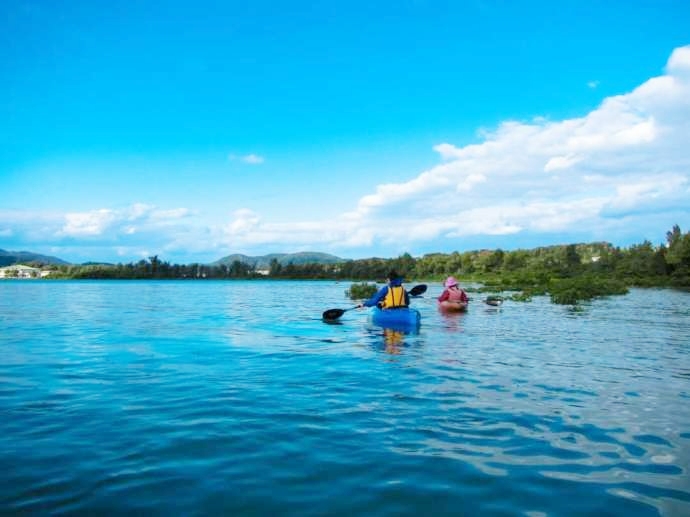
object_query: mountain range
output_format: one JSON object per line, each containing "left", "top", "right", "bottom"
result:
{"left": 0, "top": 249, "right": 70, "bottom": 267}
{"left": 0, "top": 249, "right": 345, "bottom": 268}
{"left": 211, "top": 252, "right": 345, "bottom": 269}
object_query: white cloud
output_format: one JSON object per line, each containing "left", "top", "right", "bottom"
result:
{"left": 457, "top": 173, "right": 487, "bottom": 192}
{"left": 61, "top": 209, "right": 116, "bottom": 236}
{"left": 226, "top": 208, "right": 261, "bottom": 234}
{"left": 602, "top": 174, "right": 688, "bottom": 216}
{"left": 544, "top": 154, "right": 582, "bottom": 172}
{"left": 150, "top": 208, "right": 192, "bottom": 222}
{"left": 666, "top": 45, "right": 690, "bottom": 76}
{"left": 57, "top": 204, "right": 192, "bottom": 239}
{"left": 321, "top": 44, "right": 690, "bottom": 252}
{"left": 228, "top": 153, "right": 265, "bottom": 164}
{"left": 128, "top": 203, "right": 154, "bottom": 220}
{"left": 205, "top": 47, "right": 690, "bottom": 257}
{"left": 5, "top": 46, "right": 690, "bottom": 262}
{"left": 243, "top": 154, "right": 264, "bottom": 164}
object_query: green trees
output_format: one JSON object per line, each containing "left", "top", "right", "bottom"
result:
{"left": 408, "top": 227, "right": 689, "bottom": 305}
{"left": 269, "top": 258, "right": 282, "bottom": 276}
{"left": 613, "top": 240, "right": 667, "bottom": 285}
{"left": 563, "top": 244, "right": 582, "bottom": 275}
{"left": 228, "top": 260, "right": 252, "bottom": 277}
{"left": 666, "top": 225, "right": 690, "bottom": 286}
{"left": 414, "top": 252, "right": 463, "bottom": 278}
{"left": 46, "top": 225, "right": 689, "bottom": 304}
{"left": 502, "top": 250, "right": 528, "bottom": 271}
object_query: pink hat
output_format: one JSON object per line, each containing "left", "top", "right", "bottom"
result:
{"left": 444, "top": 276, "right": 459, "bottom": 288}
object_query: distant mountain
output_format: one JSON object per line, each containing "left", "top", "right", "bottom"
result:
{"left": 212, "top": 251, "right": 346, "bottom": 269}
{"left": 0, "top": 249, "right": 70, "bottom": 266}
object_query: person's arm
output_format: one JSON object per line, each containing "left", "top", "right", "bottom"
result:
{"left": 460, "top": 290, "right": 469, "bottom": 303}
{"left": 438, "top": 289, "right": 450, "bottom": 302}
{"left": 360, "top": 286, "right": 388, "bottom": 307}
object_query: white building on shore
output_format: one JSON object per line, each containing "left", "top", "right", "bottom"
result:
{"left": 0, "top": 265, "right": 52, "bottom": 279}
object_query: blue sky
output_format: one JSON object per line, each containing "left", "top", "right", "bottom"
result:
{"left": 2, "top": 1, "right": 690, "bottom": 264}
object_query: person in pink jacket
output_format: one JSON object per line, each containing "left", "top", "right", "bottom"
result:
{"left": 437, "top": 276, "right": 469, "bottom": 311}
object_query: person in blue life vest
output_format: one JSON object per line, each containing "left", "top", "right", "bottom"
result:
{"left": 357, "top": 270, "right": 410, "bottom": 310}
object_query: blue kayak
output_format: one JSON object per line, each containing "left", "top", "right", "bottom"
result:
{"left": 370, "top": 307, "right": 421, "bottom": 329}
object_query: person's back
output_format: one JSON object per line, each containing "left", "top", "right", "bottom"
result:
{"left": 380, "top": 282, "right": 408, "bottom": 309}
{"left": 438, "top": 276, "right": 468, "bottom": 304}
{"left": 359, "top": 270, "right": 410, "bottom": 309}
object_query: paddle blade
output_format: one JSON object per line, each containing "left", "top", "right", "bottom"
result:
{"left": 408, "top": 284, "right": 427, "bottom": 297}
{"left": 322, "top": 308, "right": 346, "bottom": 320}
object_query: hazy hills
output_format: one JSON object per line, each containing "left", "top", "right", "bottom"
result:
{"left": 212, "top": 252, "right": 345, "bottom": 269}
{"left": 0, "top": 249, "right": 70, "bottom": 267}
{"left": 0, "top": 249, "right": 345, "bottom": 268}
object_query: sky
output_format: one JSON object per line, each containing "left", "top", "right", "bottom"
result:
{"left": 2, "top": 0, "right": 690, "bottom": 264}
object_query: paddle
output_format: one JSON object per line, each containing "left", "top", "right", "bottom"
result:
{"left": 322, "top": 306, "right": 357, "bottom": 320}
{"left": 408, "top": 284, "right": 427, "bottom": 297}
{"left": 322, "top": 284, "right": 428, "bottom": 321}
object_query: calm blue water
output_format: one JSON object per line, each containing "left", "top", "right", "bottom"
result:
{"left": 1, "top": 280, "right": 689, "bottom": 516}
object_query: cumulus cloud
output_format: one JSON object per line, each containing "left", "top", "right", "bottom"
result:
{"left": 334, "top": 45, "right": 690, "bottom": 250}
{"left": 544, "top": 154, "right": 583, "bottom": 172}
{"left": 211, "top": 45, "right": 690, "bottom": 256}
{"left": 227, "top": 208, "right": 261, "bottom": 234}
{"left": 666, "top": 45, "right": 690, "bottom": 76}
{"left": 56, "top": 204, "right": 192, "bottom": 240}
{"left": 61, "top": 209, "right": 117, "bottom": 236}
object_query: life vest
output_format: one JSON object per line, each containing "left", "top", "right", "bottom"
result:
{"left": 447, "top": 287, "right": 466, "bottom": 302}
{"left": 381, "top": 285, "right": 407, "bottom": 309}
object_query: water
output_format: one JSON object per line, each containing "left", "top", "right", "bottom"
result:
{"left": 1, "top": 280, "right": 689, "bottom": 516}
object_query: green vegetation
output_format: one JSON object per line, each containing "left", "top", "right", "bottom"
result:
{"left": 346, "top": 282, "right": 378, "bottom": 301}
{"left": 30, "top": 225, "right": 690, "bottom": 306}
{"left": 548, "top": 275, "right": 629, "bottom": 305}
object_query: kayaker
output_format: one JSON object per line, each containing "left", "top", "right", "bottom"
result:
{"left": 357, "top": 270, "right": 410, "bottom": 309}
{"left": 438, "top": 276, "right": 469, "bottom": 306}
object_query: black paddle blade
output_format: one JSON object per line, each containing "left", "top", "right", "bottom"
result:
{"left": 408, "top": 284, "right": 427, "bottom": 297}
{"left": 322, "top": 308, "right": 346, "bottom": 320}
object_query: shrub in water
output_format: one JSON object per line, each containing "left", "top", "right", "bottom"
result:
{"left": 549, "top": 275, "right": 628, "bottom": 305}
{"left": 346, "top": 282, "right": 378, "bottom": 300}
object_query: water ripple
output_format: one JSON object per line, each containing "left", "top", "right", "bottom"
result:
{"left": 1, "top": 281, "right": 689, "bottom": 515}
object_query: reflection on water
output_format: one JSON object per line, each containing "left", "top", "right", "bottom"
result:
{"left": 1, "top": 280, "right": 689, "bottom": 516}
{"left": 382, "top": 328, "right": 405, "bottom": 354}
{"left": 438, "top": 307, "right": 468, "bottom": 332}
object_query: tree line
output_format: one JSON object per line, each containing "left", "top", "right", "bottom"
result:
{"left": 33, "top": 225, "right": 690, "bottom": 302}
